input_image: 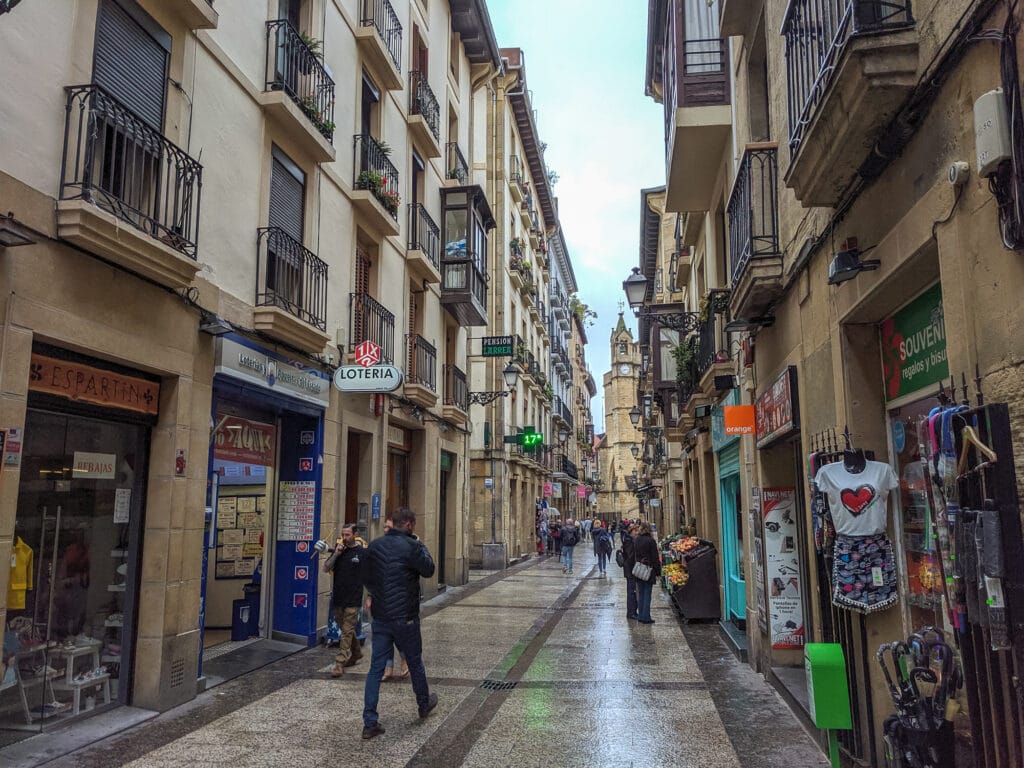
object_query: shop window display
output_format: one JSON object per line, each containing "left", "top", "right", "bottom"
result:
{"left": 2, "top": 410, "right": 148, "bottom": 738}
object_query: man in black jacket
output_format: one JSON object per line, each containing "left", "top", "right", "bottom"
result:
{"left": 323, "top": 524, "right": 364, "bottom": 677}
{"left": 360, "top": 507, "right": 437, "bottom": 740}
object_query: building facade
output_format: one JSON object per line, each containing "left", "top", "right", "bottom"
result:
{"left": 641, "top": 0, "right": 1024, "bottom": 762}
{"left": 0, "top": 0, "right": 511, "bottom": 747}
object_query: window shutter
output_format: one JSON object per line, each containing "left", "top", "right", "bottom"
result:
{"left": 93, "top": 0, "right": 169, "bottom": 130}
{"left": 269, "top": 154, "right": 305, "bottom": 242}
{"left": 355, "top": 249, "right": 371, "bottom": 295}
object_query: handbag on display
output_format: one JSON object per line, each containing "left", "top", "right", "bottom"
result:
{"left": 632, "top": 560, "right": 652, "bottom": 581}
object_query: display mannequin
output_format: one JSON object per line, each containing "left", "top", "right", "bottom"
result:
{"left": 815, "top": 456, "right": 900, "bottom": 613}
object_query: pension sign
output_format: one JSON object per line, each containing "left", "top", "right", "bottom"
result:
{"left": 333, "top": 365, "right": 404, "bottom": 393}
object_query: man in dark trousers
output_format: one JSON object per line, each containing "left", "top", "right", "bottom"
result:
{"left": 360, "top": 507, "right": 438, "bottom": 740}
{"left": 621, "top": 522, "right": 639, "bottom": 621}
{"left": 323, "top": 524, "right": 364, "bottom": 677}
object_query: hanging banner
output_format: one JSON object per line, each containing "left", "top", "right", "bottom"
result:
{"left": 213, "top": 415, "right": 276, "bottom": 466}
{"left": 763, "top": 487, "right": 804, "bottom": 649}
{"left": 543, "top": 481, "right": 553, "bottom": 497}
{"left": 880, "top": 283, "right": 948, "bottom": 402}
{"left": 551, "top": 482, "right": 563, "bottom": 499}
{"left": 576, "top": 485, "right": 586, "bottom": 499}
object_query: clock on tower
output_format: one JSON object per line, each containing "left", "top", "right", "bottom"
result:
{"left": 619, "top": 363, "right": 631, "bottom": 376}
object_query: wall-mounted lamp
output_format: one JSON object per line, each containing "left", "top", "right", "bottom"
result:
{"left": 630, "top": 443, "right": 640, "bottom": 459}
{"left": 199, "top": 313, "right": 233, "bottom": 336}
{"left": 693, "top": 404, "right": 712, "bottom": 419}
{"left": 629, "top": 405, "right": 642, "bottom": 427}
{"left": 713, "top": 374, "right": 737, "bottom": 391}
{"left": 0, "top": 213, "right": 35, "bottom": 249}
{"left": 828, "top": 247, "right": 880, "bottom": 285}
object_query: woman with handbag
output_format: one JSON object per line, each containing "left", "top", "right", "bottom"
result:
{"left": 632, "top": 521, "right": 661, "bottom": 624}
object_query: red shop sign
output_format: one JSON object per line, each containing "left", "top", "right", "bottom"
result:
{"left": 213, "top": 415, "right": 276, "bottom": 466}
{"left": 755, "top": 366, "right": 800, "bottom": 449}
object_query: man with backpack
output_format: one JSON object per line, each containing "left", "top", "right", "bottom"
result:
{"left": 593, "top": 522, "right": 613, "bottom": 576}
{"left": 559, "top": 517, "right": 578, "bottom": 574}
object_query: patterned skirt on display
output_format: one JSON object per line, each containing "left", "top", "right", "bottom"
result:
{"left": 831, "top": 533, "right": 899, "bottom": 613}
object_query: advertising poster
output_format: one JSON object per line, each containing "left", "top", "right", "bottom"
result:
{"left": 762, "top": 487, "right": 804, "bottom": 649}
{"left": 750, "top": 487, "right": 768, "bottom": 635}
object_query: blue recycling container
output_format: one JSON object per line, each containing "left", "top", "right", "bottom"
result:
{"left": 231, "top": 599, "right": 251, "bottom": 641}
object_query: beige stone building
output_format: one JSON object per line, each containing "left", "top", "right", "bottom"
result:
{"left": 642, "top": 0, "right": 1024, "bottom": 760}
{"left": 0, "top": 0, "right": 503, "bottom": 747}
{"left": 597, "top": 316, "right": 645, "bottom": 521}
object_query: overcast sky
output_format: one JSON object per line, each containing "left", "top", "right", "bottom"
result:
{"left": 488, "top": 0, "right": 665, "bottom": 432}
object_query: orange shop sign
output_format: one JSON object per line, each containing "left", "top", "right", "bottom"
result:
{"left": 29, "top": 353, "right": 159, "bottom": 415}
{"left": 723, "top": 405, "right": 756, "bottom": 435}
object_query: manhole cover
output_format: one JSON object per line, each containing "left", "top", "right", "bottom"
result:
{"left": 480, "top": 679, "right": 519, "bottom": 691}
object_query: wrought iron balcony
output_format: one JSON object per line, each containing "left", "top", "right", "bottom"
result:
{"left": 409, "top": 71, "right": 440, "bottom": 141}
{"left": 350, "top": 291, "right": 395, "bottom": 363}
{"left": 407, "top": 334, "right": 437, "bottom": 392}
{"left": 509, "top": 154, "right": 525, "bottom": 201}
{"left": 256, "top": 227, "right": 328, "bottom": 331}
{"left": 513, "top": 335, "right": 528, "bottom": 367}
{"left": 360, "top": 0, "right": 402, "bottom": 72}
{"left": 727, "top": 144, "right": 781, "bottom": 313}
{"left": 408, "top": 203, "right": 440, "bottom": 270}
{"left": 784, "top": 0, "right": 913, "bottom": 154}
{"left": 444, "top": 364, "right": 468, "bottom": 412}
{"left": 265, "top": 19, "right": 336, "bottom": 141}
{"left": 354, "top": 134, "right": 400, "bottom": 220}
{"left": 559, "top": 454, "right": 579, "bottom": 481}
{"left": 59, "top": 84, "right": 203, "bottom": 259}
{"left": 445, "top": 142, "right": 468, "bottom": 184}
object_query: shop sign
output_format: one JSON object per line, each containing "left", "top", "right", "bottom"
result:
{"left": 2, "top": 427, "right": 20, "bottom": 467}
{"left": 481, "top": 335, "right": 514, "bottom": 357}
{"left": 543, "top": 481, "right": 553, "bottom": 497}
{"left": 880, "top": 283, "right": 948, "bottom": 402}
{"left": 751, "top": 487, "right": 768, "bottom": 635}
{"left": 354, "top": 340, "right": 381, "bottom": 368}
{"left": 214, "top": 336, "right": 330, "bottom": 408}
{"left": 576, "top": 485, "right": 586, "bottom": 499}
{"left": 333, "top": 364, "right": 403, "bottom": 393}
{"left": 213, "top": 415, "right": 276, "bottom": 466}
{"left": 763, "top": 487, "right": 805, "bottom": 650}
{"left": 552, "top": 482, "right": 563, "bottom": 499}
{"left": 29, "top": 353, "right": 160, "bottom": 415}
{"left": 72, "top": 451, "right": 116, "bottom": 479}
{"left": 755, "top": 366, "right": 800, "bottom": 449}
{"left": 711, "top": 390, "right": 740, "bottom": 451}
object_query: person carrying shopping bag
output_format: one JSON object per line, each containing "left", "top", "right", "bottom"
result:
{"left": 631, "top": 521, "right": 661, "bottom": 624}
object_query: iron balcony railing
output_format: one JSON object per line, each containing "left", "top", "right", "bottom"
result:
{"left": 522, "top": 187, "right": 535, "bottom": 215}
{"left": 784, "top": 0, "right": 914, "bottom": 152}
{"left": 513, "top": 334, "right": 527, "bottom": 367}
{"left": 407, "top": 334, "right": 437, "bottom": 391}
{"left": 509, "top": 154, "right": 524, "bottom": 187}
{"left": 560, "top": 454, "right": 579, "bottom": 480}
{"left": 408, "top": 203, "right": 440, "bottom": 269}
{"left": 360, "top": 0, "right": 402, "bottom": 72}
{"left": 256, "top": 227, "right": 328, "bottom": 331}
{"left": 444, "top": 364, "right": 468, "bottom": 411}
{"left": 60, "top": 84, "right": 203, "bottom": 259}
{"left": 560, "top": 399, "right": 574, "bottom": 429}
{"left": 727, "top": 145, "right": 780, "bottom": 284}
{"left": 350, "top": 291, "right": 395, "bottom": 363}
{"left": 409, "top": 71, "right": 440, "bottom": 141}
{"left": 354, "top": 134, "right": 400, "bottom": 219}
{"left": 265, "top": 19, "right": 336, "bottom": 141}
{"left": 445, "top": 142, "right": 468, "bottom": 184}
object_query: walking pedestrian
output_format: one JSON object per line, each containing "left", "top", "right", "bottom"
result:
{"left": 593, "top": 522, "right": 613, "bottom": 576}
{"left": 582, "top": 516, "right": 593, "bottom": 542}
{"left": 374, "top": 517, "right": 408, "bottom": 680}
{"left": 537, "top": 501, "right": 549, "bottom": 555}
{"left": 551, "top": 521, "right": 562, "bottom": 555}
{"left": 323, "top": 524, "right": 364, "bottom": 677}
{"left": 361, "top": 507, "right": 438, "bottom": 740}
{"left": 632, "top": 520, "right": 662, "bottom": 624}
{"left": 621, "top": 522, "right": 639, "bottom": 621}
{"left": 560, "top": 517, "right": 578, "bottom": 574}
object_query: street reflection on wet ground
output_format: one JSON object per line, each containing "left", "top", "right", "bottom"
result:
{"left": 39, "top": 548, "right": 828, "bottom": 768}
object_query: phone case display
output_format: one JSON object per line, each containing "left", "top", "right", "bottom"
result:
{"left": 215, "top": 496, "right": 266, "bottom": 579}
{"left": 659, "top": 535, "right": 720, "bottom": 620}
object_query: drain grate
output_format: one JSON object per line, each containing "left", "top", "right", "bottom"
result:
{"left": 480, "top": 679, "right": 518, "bottom": 691}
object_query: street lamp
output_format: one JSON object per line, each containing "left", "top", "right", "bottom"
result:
{"left": 630, "top": 443, "right": 640, "bottom": 459}
{"left": 468, "top": 362, "right": 520, "bottom": 405}
{"left": 557, "top": 426, "right": 569, "bottom": 445}
{"left": 623, "top": 267, "right": 649, "bottom": 309}
{"left": 622, "top": 267, "right": 705, "bottom": 334}
{"left": 629, "top": 406, "right": 642, "bottom": 427}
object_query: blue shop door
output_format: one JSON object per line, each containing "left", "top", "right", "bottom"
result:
{"left": 721, "top": 472, "right": 746, "bottom": 623}
{"left": 272, "top": 413, "right": 323, "bottom": 645}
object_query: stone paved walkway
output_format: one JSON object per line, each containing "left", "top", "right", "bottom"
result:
{"left": 37, "top": 548, "right": 829, "bottom": 768}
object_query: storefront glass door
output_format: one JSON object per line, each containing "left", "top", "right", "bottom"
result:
{"left": 2, "top": 410, "right": 147, "bottom": 739}
{"left": 721, "top": 473, "right": 746, "bottom": 622}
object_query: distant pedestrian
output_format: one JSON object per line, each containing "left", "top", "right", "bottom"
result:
{"left": 560, "top": 517, "right": 579, "bottom": 574}
{"left": 361, "top": 507, "right": 438, "bottom": 740}
{"left": 537, "top": 502, "right": 549, "bottom": 555}
{"left": 632, "top": 520, "right": 662, "bottom": 624}
{"left": 551, "top": 521, "right": 562, "bottom": 555}
{"left": 582, "top": 516, "right": 593, "bottom": 542}
{"left": 593, "top": 522, "right": 613, "bottom": 576}
{"left": 323, "top": 525, "right": 364, "bottom": 677}
{"left": 621, "top": 522, "right": 639, "bottom": 621}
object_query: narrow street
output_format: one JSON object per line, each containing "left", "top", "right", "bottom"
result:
{"left": 35, "top": 549, "right": 827, "bottom": 768}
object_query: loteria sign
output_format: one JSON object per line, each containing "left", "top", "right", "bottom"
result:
{"left": 334, "top": 340, "right": 403, "bottom": 393}
{"left": 354, "top": 340, "right": 381, "bottom": 368}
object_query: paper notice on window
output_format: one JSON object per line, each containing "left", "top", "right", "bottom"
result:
{"left": 221, "top": 544, "right": 243, "bottom": 560}
{"left": 215, "top": 562, "right": 236, "bottom": 578}
{"left": 114, "top": 488, "right": 132, "bottom": 524}
{"left": 237, "top": 497, "right": 257, "bottom": 514}
{"left": 235, "top": 558, "right": 256, "bottom": 576}
{"left": 220, "top": 528, "right": 244, "bottom": 546}
{"left": 238, "top": 512, "right": 261, "bottom": 529}
{"left": 243, "top": 543, "right": 263, "bottom": 557}
{"left": 244, "top": 529, "right": 262, "bottom": 544}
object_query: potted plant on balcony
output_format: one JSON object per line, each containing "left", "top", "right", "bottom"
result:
{"left": 379, "top": 181, "right": 401, "bottom": 217}
{"left": 357, "top": 170, "right": 384, "bottom": 194}
{"left": 510, "top": 237, "right": 524, "bottom": 257}
{"left": 673, "top": 336, "right": 698, "bottom": 383}
{"left": 542, "top": 382, "right": 554, "bottom": 401}
{"left": 515, "top": 341, "right": 528, "bottom": 363}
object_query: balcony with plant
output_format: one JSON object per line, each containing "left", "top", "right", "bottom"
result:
{"left": 352, "top": 134, "right": 401, "bottom": 235}
{"left": 356, "top": 0, "right": 403, "bottom": 90}
{"left": 261, "top": 20, "right": 336, "bottom": 162}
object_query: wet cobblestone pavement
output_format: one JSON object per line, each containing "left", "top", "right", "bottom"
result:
{"left": 38, "top": 549, "right": 829, "bottom": 768}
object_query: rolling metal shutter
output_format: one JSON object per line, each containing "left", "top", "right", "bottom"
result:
{"left": 268, "top": 150, "right": 305, "bottom": 242}
{"left": 93, "top": 0, "right": 169, "bottom": 130}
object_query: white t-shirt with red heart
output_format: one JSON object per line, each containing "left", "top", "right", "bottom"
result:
{"left": 814, "top": 460, "right": 899, "bottom": 536}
